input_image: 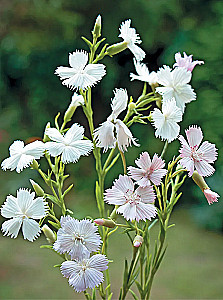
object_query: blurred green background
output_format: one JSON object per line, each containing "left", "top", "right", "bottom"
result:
{"left": 0, "top": 0, "right": 223, "bottom": 298}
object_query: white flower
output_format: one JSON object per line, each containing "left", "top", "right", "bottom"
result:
{"left": 119, "top": 19, "right": 146, "bottom": 61}
{"left": 55, "top": 50, "right": 106, "bottom": 91}
{"left": 93, "top": 88, "right": 138, "bottom": 152}
{"left": 156, "top": 66, "right": 196, "bottom": 112}
{"left": 53, "top": 217, "right": 102, "bottom": 260}
{"left": 1, "top": 189, "right": 48, "bottom": 241}
{"left": 130, "top": 59, "right": 158, "bottom": 85}
{"left": 45, "top": 123, "right": 93, "bottom": 164}
{"left": 69, "top": 93, "right": 85, "bottom": 108}
{"left": 61, "top": 254, "right": 108, "bottom": 292}
{"left": 1, "top": 140, "right": 45, "bottom": 173}
{"left": 104, "top": 175, "right": 157, "bottom": 222}
{"left": 151, "top": 98, "right": 183, "bottom": 142}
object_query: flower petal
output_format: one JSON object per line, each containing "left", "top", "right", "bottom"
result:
{"left": 1, "top": 195, "right": 20, "bottom": 218}
{"left": 186, "top": 126, "right": 203, "bottom": 148}
{"left": 9, "top": 140, "right": 24, "bottom": 156}
{"left": 24, "top": 141, "right": 45, "bottom": 158}
{"left": 25, "top": 197, "right": 48, "bottom": 219}
{"left": 22, "top": 218, "right": 41, "bottom": 241}
{"left": 45, "top": 142, "right": 65, "bottom": 157}
{"left": 93, "top": 120, "right": 116, "bottom": 152}
{"left": 2, "top": 217, "right": 22, "bottom": 238}
{"left": 111, "top": 88, "right": 128, "bottom": 118}
{"left": 64, "top": 123, "right": 84, "bottom": 144}
{"left": 69, "top": 51, "right": 88, "bottom": 70}
{"left": 194, "top": 160, "right": 215, "bottom": 177}
{"left": 84, "top": 64, "right": 106, "bottom": 81}
{"left": 45, "top": 128, "right": 64, "bottom": 143}
{"left": 198, "top": 141, "right": 218, "bottom": 163}
{"left": 88, "top": 254, "right": 109, "bottom": 271}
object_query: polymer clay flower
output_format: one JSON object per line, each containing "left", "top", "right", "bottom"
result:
{"left": 173, "top": 52, "right": 204, "bottom": 72}
{"left": 179, "top": 126, "right": 218, "bottom": 177}
{"left": 55, "top": 50, "right": 106, "bottom": 90}
{"left": 156, "top": 66, "right": 196, "bottom": 112}
{"left": 61, "top": 254, "right": 108, "bottom": 292}
{"left": 151, "top": 98, "right": 182, "bottom": 142}
{"left": 104, "top": 175, "right": 157, "bottom": 222}
{"left": 128, "top": 152, "right": 167, "bottom": 187}
{"left": 1, "top": 140, "right": 45, "bottom": 173}
{"left": 45, "top": 123, "right": 93, "bottom": 164}
{"left": 1, "top": 189, "right": 48, "bottom": 241}
{"left": 53, "top": 217, "right": 102, "bottom": 260}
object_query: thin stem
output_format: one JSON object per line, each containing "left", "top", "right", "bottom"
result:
{"left": 161, "top": 140, "right": 168, "bottom": 158}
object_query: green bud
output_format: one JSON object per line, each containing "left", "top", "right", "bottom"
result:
{"left": 30, "top": 159, "right": 39, "bottom": 170}
{"left": 129, "top": 102, "right": 136, "bottom": 111}
{"left": 30, "top": 179, "right": 45, "bottom": 196}
{"left": 107, "top": 42, "right": 128, "bottom": 56}
{"left": 92, "top": 15, "right": 102, "bottom": 38}
{"left": 156, "top": 98, "right": 162, "bottom": 109}
{"left": 43, "top": 122, "right": 51, "bottom": 142}
{"left": 64, "top": 94, "right": 84, "bottom": 123}
{"left": 94, "top": 218, "right": 116, "bottom": 228}
{"left": 133, "top": 235, "right": 143, "bottom": 247}
{"left": 42, "top": 224, "right": 56, "bottom": 244}
{"left": 192, "top": 171, "right": 209, "bottom": 192}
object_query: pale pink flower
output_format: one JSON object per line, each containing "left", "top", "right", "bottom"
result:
{"left": 61, "top": 254, "right": 108, "bottom": 293}
{"left": 179, "top": 126, "right": 218, "bottom": 177}
{"left": 53, "top": 217, "right": 102, "bottom": 260}
{"left": 203, "top": 189, "right": 220, "bottom": 205}
{"left": 173, "top": 52, "right": 204, "bottom": 72}
{"left": 104, "top": 175, "right": 157, "bottom": 222}
{"left": 128, "top": 152, "right": 167, "bottom": 187}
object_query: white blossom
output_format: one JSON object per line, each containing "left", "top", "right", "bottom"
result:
{"left": 93, "top": 89, "right": 138, "bottom": 152}
{"left": 53, "top": 217, "right": 102, "bottom": 260}
{"left": 61, "top": 254, "right": 108, "bottom": 292}
{"left": 130, "top": 59, "right": 158, "bottom": 85}
{"left": 1, "top": 140, "right": 45, "bottom": 173}
{"left": 151, "top": 98, "right": 183, "bottom": 142}
{"left": 119, "top": 19, "right": 146, "bottom": 61}
{"left": 45, "top": 123, "right": 93, "bottom": 164}
{"left": 55, "top": 50, "right": 106, "bottom": 91}
{"left": 156, "top": 66, "right": 196, "bottom": 112}
{"left": 1, "top": 189, "right": 48, "bottom": 241}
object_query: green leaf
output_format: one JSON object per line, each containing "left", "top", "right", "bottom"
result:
{"left": 53, "top": 264, "right": 61, "bottom": 268}
{"left": 45, "top": 194, "right": 59, "bottom": 205}
{"left": 40, "top": 245, "right": 53, "bottom": 249}
{"left": 94, "top": 37, "right": 106, "bottom": 52}
{"left": 135, "top": 280, "right": 143, "bottom": 295}
{"left": 107, "top": 293, "right": 113, "bottom": 300}
{"left": 129, "top": 289, "right": 138, "bottom": 300}
{"left": 48, "top": 220, "right": 61, "bottom": 230}
{"left": 81, "top": 36, "right": 93, "bottom": 49}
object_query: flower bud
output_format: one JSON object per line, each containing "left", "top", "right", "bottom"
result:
{"left": 129, "top": 102, "right": 136, "bottom": 111}
{"left": 42, "top": 224, "right": 56, "bottom": 244}
{"left": 133, "top": 235, "right": 143, "bottom": 248}
{"left": 192, "top": 171, "right": 209, "bottom": 191}
{"left": 107, "top": 42, "right": 128, "bottom": 57}
{"left": 64, "top": 93, "right": 85, "bottom": 123}
{"left": 43, "top": 122, "right": 51, "bottom": 142}
{"left": 94, "top": 218, "right": 116, "bottom": 228}
{"left": 30, "top": 159, "right": 39, "bottom": 170}
{"left": 30, "top": 179, "right": 45, "bottom": 196}
{"left": 92, "top": 15, "right": 102, "bottom": 38}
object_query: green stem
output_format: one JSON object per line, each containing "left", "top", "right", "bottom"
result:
{"left": 161, "top": 140, "right": 168, "bottom": 158}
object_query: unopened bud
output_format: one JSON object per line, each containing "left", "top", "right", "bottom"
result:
{"left": 43, "top": 122, "right": 51, "bottom": 142}
{"left": 30, "top": 179, "right": 45, "bottom": 196}
{"left": 129, "top": 102, "right": 136, "bottom": 111}
{"left": 192, "top": 171, "right": 209, "bottom": 192}
{"left": 42, "top": 224, "right": 56, "bottom": 244}
{"left": 94, "top": 218, "right": 116, "bottom": 228}
{"left": 107, "top": 42, "right": 128, "bottom": 57}
{"left": 133, "top": 235, "right": 143, "bottom": 248}
{"left": 92, "top": 15, "right": 102, "bottom": 38}
{"left": 30, "top": 159, "right": 39, "bottom": 170}
{"left": 64, "top": 93, "right": 84, "bottom": 123}
{"left": 156, "top": 98, "right": 162, "bottom": 109}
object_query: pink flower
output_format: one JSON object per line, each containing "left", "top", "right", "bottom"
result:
{"left": 179, "top": 126, "right": 218, "bottom": 177}
{"left": 173, "top": 52, "right": 204, "bottom": 72}
{"left": 128, "top": 152, "right": 167, "bottom": 187}
{"left": 104, "top": 175, "right": 157, "bottom": 222}
{"left": 203, "top": 189, "right": 220, "bottom": 205}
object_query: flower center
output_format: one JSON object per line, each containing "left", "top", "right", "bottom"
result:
{"left": 191, "top": 147, "right": 203, "bottom": 162}
{"left": 73, "top": 232, "right": 85, "bottom": 244}
{"left": 125, "top": 190, "right": 141, "bottom": 205}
